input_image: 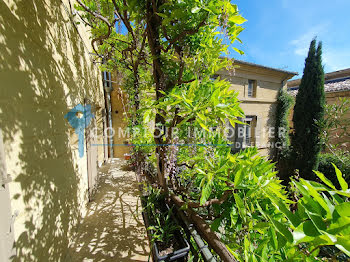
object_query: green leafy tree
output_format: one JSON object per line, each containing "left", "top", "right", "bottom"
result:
{"left": 76, "top": 0, "right": 246, "bottom": 190}
{"left": 291, "top": 39, "right": 325, "bottom": 179}
{"left": 76, "top": 1, "right": 246, "bottom": 260}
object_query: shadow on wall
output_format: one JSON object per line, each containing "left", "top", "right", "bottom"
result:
{"left": 0, "top": 0, "right": 101, "bottom": 261}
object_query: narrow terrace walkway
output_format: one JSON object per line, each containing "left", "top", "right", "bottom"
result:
{"left": 67, "top": 159, "right": 150, "bottom": 262}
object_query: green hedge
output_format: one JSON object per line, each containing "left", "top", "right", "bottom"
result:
{"left": 318, "top": 153, "right": 350, "bottom": 188}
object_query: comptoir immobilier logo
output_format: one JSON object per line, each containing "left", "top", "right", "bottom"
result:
{"left": 65, "top": 104, "right": 94, "bottom": 157}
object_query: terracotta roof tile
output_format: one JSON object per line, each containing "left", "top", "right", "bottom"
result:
{"left": 288, "top": 77, "right": 350, "bottom": 96}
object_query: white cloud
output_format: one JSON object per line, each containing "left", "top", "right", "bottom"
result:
{"left": 290, "top": 24, "right": 329, "bottom": 56}
{"left": 323, "top": 49, "right": 350, "bottom": 72}
{"left": 290, "top": 23, "right": 350, "bottom": 73}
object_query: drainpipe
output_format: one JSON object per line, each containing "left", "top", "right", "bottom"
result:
{"left": 102, "top": 68, "right": 114, "bottom": 158}
{"left": 177, "top": 209, "right": 217, "bottom": 262}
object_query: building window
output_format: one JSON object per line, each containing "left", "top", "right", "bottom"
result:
{"left": 242, "top": 116, "right": 256, "bottom": 147}
{"left": 248, "top": 79, "right": 257, "bottom": 97}
{"left": 103, "top": 71, "right": 112, "bottom": 88}
{"left": 245, "top": 119, "right": 252, "bottom": 145}
{"left": 231, "top": 116, "right": 257, "bottom": 152}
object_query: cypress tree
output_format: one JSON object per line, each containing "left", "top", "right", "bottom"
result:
{"left": 291, "top": 39, "right": 325, "bottom": 179}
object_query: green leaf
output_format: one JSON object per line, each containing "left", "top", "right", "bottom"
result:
{"left": 335, "top": 202, "right": 350, "bottom": 217}
{"left": 328, "top": 217, "right": 350, "bottom": 235}
{"left": 236, "top": 37, "right": 243, "bottom": 44}
{"left": 332, "top": 163, "right": 348, "bottom": 191}
{"left": 272, "top": 198, "right": 301, "bottom": 228}
{"left": 313, "top": 170, "right": 336, "bottom": 190}
{"left": 156, "top": 12, "right": 168, "bottom": 18}
{"left": 253, "top": 222, "right": 269, "bottom": 230}
{"left": 300, "top": 179, "right": 331, "bottom": 218}
{"left": 269, "top": 217, "right": 293, "bottom": 243}
{"left": 228, "top": 15, "right": 247, "bottom": 25}
{"left": 293, "top": 181, "right": 323, "bottom": 214}
{"left": 233, "top": 47, "right": 244, "bottom": 55}
{"left": 211, "top": 88, "right": 220, "bottom": 106}
{"left": 143, "top": 109, "right": 152, "bottom": 123}
{"left": 336, "top": 236, "right": 350, "bottom": 256}
{"left": 307, "top": 212, "right": 327, "bottom": 231}
{"left": 244, "top": 236, "right": 250, "bottom": 261}
{"left": 197, "top": 168, "right": 206, "bottom": 175}
{"left": 228, "top": 118, "right": 238, "bottom": 129}
{"left": 322, "top": 193, "right": 335, "bottom": 215}
{"left": 191, "top": 6, "right": 201, "bottom": 13}
{"left": 200, "top": 182, "right": 212, "bottom": 206}
{"left": 196, "top": 112, "right": 207, "bottom": 121}
{"left": 211, "top": 218, "right": 222, "bottom": 231}
{"left": 277, "top": 231, "right": 287, "bottom": 249}
{"left": 234, "top": 193, "right": 246, "bottom": 221}
{"left": 226, "top": 245, "right": 243, "bottom": 261}
{"left": 302, "top": 220, "right": 320, "bottom": 237}
{"left": 269, "top": 227, "right": 278, "bottom": 250}
{"left": 234, "top": 169, "right": 244, "bottom": 187}
{"left": 197, "top": 118, "right": 210, "bottom": 131}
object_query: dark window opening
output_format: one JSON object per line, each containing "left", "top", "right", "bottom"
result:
{"left": 248, "top": 79, "right": 257, "bottom": 98}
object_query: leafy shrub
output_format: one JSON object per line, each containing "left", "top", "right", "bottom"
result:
{"left": 142, "top": 187, "right": 180, "bottom": 245}
{"left": 318, "top": 153, "right": 350, "bottom": 188}
{"left": 275, "top": 88, "right": 294, "bottom": 160}
{"left": 319, "top": 98, "right": 350, "bottom": 153}
{"left": 292, "top": 165, "right": 350, "bottom": 261}
{"left": 200, "top": 150, "right": 350, "bottom": 261}
{"left": 274, "top": 88, "right": 294, "bottom": 182}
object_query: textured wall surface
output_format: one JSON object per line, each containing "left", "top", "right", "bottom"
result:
{"left": 0, "top": 0, "right": 105, "bottom": 261}
{"left": 110, "top": 87, "right": 131, "bottom": 159}
{"left": 289, "top": 91, "right": 350, "bottom": 151}
{"left": 221, "top": 64, "right": 293, "bottom": 157}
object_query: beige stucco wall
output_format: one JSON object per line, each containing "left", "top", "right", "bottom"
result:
{"left": 110, "top": 86, "right": 131, "bottom": 158}
{"left": 0, "top": 0, "right": 105, "bottom": 261}
{"left": 220, "top": 63, "right": 294, "bottom": 157}
{"left": 289, "top": 90, "right": 350, "bottom": 151}
{"left": 326, "top": 91, "right": 350, "bottom": 151}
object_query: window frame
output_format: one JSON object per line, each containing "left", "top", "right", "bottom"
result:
{"left": 247, "top": 79, "right": 257, "bottom": 98}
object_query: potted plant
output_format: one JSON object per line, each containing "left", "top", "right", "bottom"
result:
{"left": 142, "top": 188, "right": 190, "bottom": 261}
{"left": 123, "top": 153, "right": 131, "bottom": 160}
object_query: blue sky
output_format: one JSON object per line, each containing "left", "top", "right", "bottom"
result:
{"left": 229, "top": 0, "right": 350, "bottom": 79}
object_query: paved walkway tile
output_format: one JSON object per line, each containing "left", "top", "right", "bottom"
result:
{"left": 67, "top": 159, "right": 150, "bottom": 262}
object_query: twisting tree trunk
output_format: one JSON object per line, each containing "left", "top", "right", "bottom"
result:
{"left": 145, "top": 0, "right": 168, "bottom": 190}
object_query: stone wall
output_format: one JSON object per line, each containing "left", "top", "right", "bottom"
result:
{"left": 0, "top": 0, "right": 105, "bottom": 261}
{"left": 289, "top": 91, "right": 350, "bottom": 152}
{"left": 220, "top": 63, "right": 294, "bottom": 157}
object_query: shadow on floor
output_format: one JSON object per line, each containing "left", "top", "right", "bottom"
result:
{"left": 67, "top": 159, "right": 150, "bottom": 262}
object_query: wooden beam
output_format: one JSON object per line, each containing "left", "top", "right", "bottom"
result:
{"left": 170, "top": 194, "right": 238, "bottom": 262}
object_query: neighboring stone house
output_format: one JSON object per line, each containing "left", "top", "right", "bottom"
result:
{"left": 0, "top": 1, "right": 111, "bottom": 261}
{"left": 288, "top": 68, "right": 350, "bottom": 151}
{"left": 219, "top": 60, "right": 297, "bottom": 156}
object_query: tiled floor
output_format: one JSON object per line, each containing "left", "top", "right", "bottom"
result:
{"left": 67, "top": 159, "right": 150, "bottom": 262}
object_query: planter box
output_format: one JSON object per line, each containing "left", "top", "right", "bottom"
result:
{"left": 124, "top": 153, "right": 131, "bottom": 160}
{"left": 142, "top": 201, "right": 190, "bottom": 261}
